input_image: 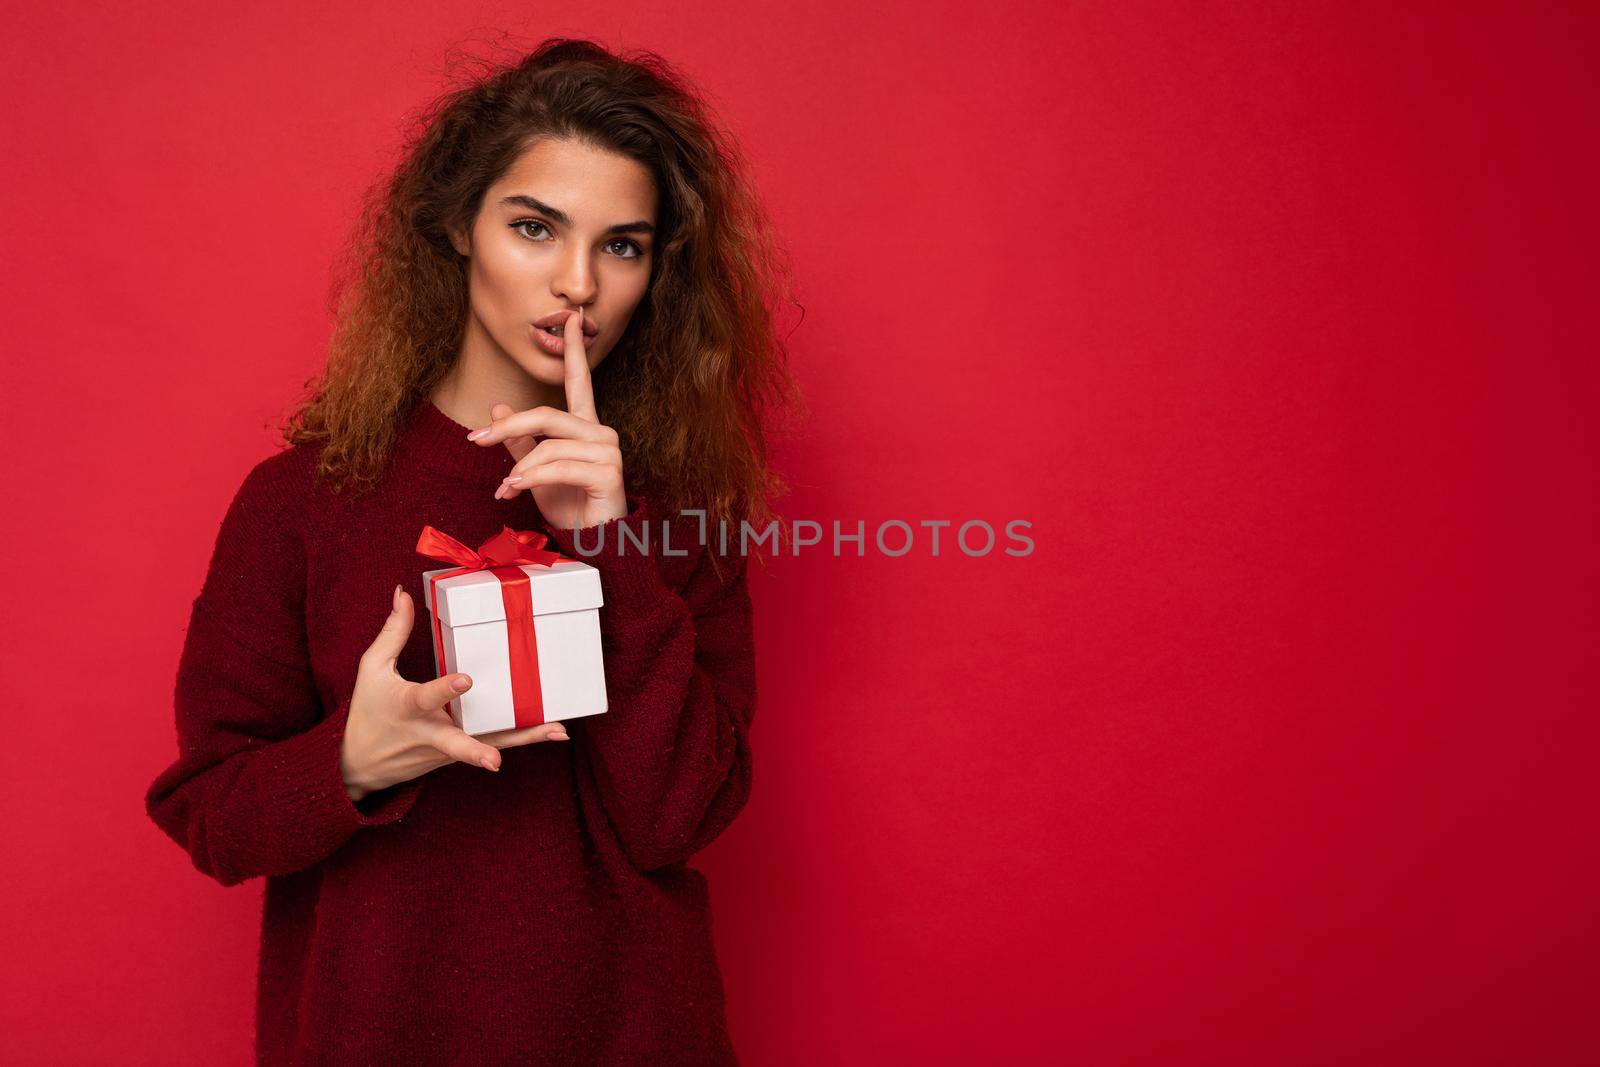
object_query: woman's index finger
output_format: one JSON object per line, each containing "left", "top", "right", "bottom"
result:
{"left": 563, "top": 310, "right": 597, "bottom": 422}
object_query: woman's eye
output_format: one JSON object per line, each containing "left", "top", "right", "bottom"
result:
{"left": 512, "top": 221, "right": 643, "bottom": 259}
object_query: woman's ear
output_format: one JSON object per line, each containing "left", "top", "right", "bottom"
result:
{"left": 447, "top": 223, "right": 471, "bottom": 258}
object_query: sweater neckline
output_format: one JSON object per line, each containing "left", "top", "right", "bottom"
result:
{"left": 393, "top": 399, "right": 519, "bottom": 485}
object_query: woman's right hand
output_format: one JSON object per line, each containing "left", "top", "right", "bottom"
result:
{"left": 339, "top": 584, "right": 570, "bottom": 802}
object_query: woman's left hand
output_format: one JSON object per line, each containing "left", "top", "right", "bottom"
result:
{"left": 468, "top": 308, "right": 629, "bottom": 532}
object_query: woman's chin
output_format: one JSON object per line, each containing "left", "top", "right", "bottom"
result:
{"left": 524, "top": 344, "right": 603, "bottom": 375}
{"left": 512, "top": 349, "right": 568, "bottom": 382}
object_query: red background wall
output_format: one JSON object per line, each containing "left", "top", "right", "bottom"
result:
{"left": 3, "top": 3, "right": 1596, "bottom": 1063}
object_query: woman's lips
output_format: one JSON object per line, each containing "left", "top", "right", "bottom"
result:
{"left": 531, "top": 323, "right": 588, "bottom": 356}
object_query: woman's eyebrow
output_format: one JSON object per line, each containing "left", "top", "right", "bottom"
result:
{"left": 498, "top": 194, "right": 655, "bottom": 236}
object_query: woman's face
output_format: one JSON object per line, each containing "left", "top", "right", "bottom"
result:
{"left": 449, "top": 137, "right": 658, "bottom": 389}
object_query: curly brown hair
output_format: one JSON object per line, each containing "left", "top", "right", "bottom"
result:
{"left": 282, "top": 36, "right": 804, "bottom": 535}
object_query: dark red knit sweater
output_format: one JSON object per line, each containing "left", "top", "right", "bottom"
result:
{"left": 144, "top": 400, "right": 755, "bottom": 1065}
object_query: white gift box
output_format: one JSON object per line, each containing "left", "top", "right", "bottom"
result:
{"left": 421, "top": 560, "right": 608, "bottom": 735}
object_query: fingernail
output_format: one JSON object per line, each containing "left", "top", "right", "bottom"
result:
{"left": 504, "top": 475, "right": 523, "bottom": 485}
{"left": 452, "top": 676, "right": 472, "bottom": 692}
{"left": 552, "top": 731, "right": 570, "bottom": 741}
{"left": 392, "top": 584, "right": 402, "bottom": 609}
{"left": 479, "top": 755, "right": 498, "bottom": 771}
{"left": 467, "top": 428, "right": 489, "bottom": 441}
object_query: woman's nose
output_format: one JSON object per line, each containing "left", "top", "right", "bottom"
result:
{"left": 552, "top": 252, "right": 597, "bottom": 304}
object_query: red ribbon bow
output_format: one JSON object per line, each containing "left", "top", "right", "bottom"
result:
{"left": 416, "top": 525, "right": 570, "bottom": 728}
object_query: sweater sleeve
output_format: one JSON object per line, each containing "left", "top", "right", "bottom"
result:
{"left": 144, "top": 457, "right": 425, "bottom": 888}
{"left": 543, "top": 493, "right": 756, "bottom": 872}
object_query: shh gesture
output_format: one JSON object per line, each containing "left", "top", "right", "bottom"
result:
{"left": 468, "top": 308, "right": 629, "bottom": 531}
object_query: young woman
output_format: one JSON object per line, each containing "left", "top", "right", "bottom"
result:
{"left": 144, "top": 38, "right": 800, "bottom": 1064}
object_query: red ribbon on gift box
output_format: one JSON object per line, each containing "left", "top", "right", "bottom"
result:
{"left": 416, "top": 525, "right": 569, "bottom": 728}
